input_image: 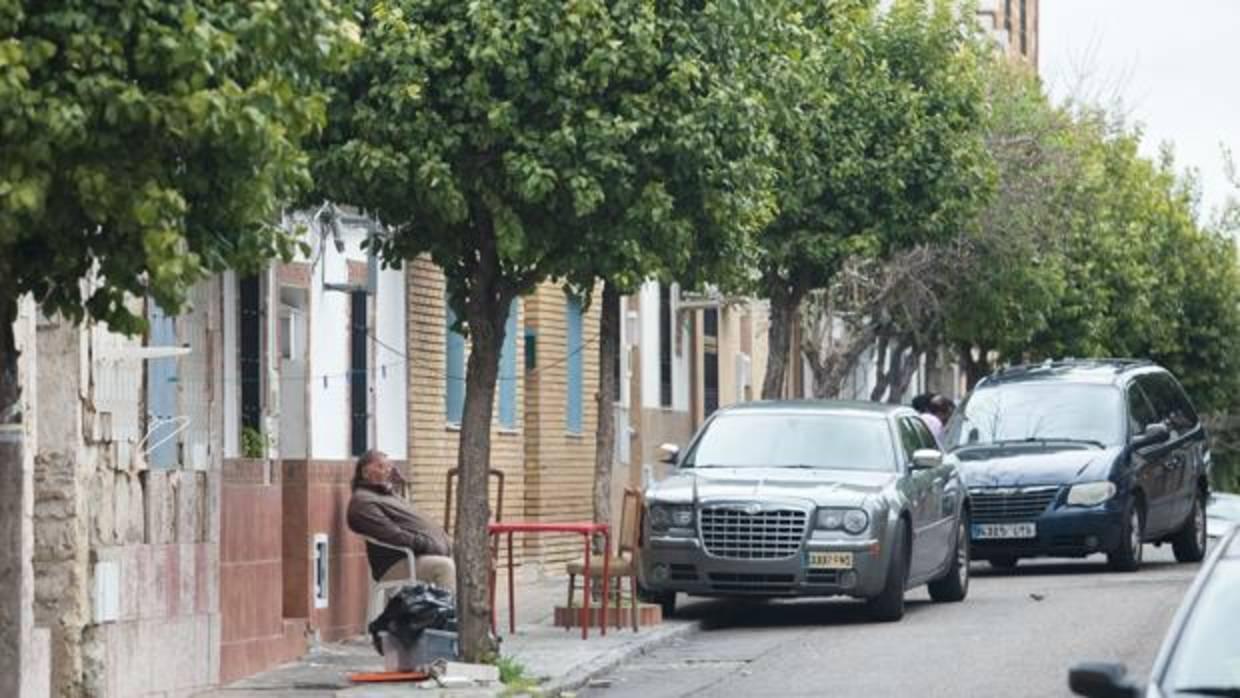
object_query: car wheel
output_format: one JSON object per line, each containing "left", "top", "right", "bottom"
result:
{"left": 1107, "top": 497, "right": 1144, "bottom": 572}
{"left": 987, "top": 555, "right": 1019, "bottom": 570}
{"left": 1171, "top": 492, "right": 1207, "bottom": 563}
{"left": 865, "top": 523, "right": 909, "bottom": 622}
{"left": 929, "top": 511, "right": 970, "bottom": 603}
{"left": 638, "top": 585, "right": 677, "bottom": 619}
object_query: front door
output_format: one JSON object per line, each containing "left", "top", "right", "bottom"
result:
{"left": 1127, "top": 380, "right": 1175, "bottom": 537}
{"left": 899, "top": 417, "right": 944, "bottom": 581}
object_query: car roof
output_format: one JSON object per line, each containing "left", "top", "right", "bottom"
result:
{"left": 717, "top": 399, "right": 909, "bottom": 418}
{"left": 978, "top": 358, "right": 1162, "bottom": 388}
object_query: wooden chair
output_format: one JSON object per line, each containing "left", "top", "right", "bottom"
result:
{"left": 443, "top": 467, "right": 506, "bottom": 533}
{"left": 362, "top": 536, "right": 417, "bottom": 622}
{"left": 566, "top": 488, "right": 642, "bottom": 631}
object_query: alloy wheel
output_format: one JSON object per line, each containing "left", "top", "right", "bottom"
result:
{"left": 1195, "top": 498, "right": 1207, "bottom": 552}
{"left": 1130, "top": 508, "right": 1143, "bottom": 564}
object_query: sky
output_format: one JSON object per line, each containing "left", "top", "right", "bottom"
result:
{"left": 1039, "top": 0, "right": 1240, "bottom": 221}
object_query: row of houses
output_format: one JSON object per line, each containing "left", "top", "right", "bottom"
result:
{"left": 14, "top": 209, "right": 829, "bottom": 696}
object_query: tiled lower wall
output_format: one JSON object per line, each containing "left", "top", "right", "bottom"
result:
{"left": 219, "top": 459, "right": 305, "bottom": 683}
{"left": 281, "top": 460, "right": 371, "bottom": 643}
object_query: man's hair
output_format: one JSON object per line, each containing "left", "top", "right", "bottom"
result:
{"left": 351, "top": 449, "right": 387, "bottom": 491}
{"left": 911, "top": 393, "right": 935, "bottom": 413}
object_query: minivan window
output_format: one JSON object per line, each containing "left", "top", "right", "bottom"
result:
{"left": 946, "top": 383, "right": 1125, "bottom": 448}
{"left": 1127, "top": 383, "right": 1160, "bottom": 435}
{"left": 1138, "top": 373, "right": 1199, "bottom": 433}
{"left": 684, "top": 413, "right": 896, "bottom": 471}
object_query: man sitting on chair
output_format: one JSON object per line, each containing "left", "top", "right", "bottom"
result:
{"left": 347, "top": 450, "right": 456, "bottom": 591}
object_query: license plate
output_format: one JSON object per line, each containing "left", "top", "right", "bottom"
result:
{"left": 972, "top": 523, "right": 1037, "bottom": 540}
{"left": 807, "top": 551, "right": 854, "bottom": 569}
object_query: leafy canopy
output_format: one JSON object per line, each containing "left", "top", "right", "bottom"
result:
{"left": 0, "top": 1, "right": 353, "bottom": 332}
{"left": 312, "top": 0, "right": 774, "bottom": 310}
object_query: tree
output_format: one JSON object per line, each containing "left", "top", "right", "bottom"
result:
{"left": 756, "top": 0, "right": 992, "bottom": 399}
{"left": 311, "top": 0, "right": 773, "bottom": 660}
{"left": 0, "top": 0, "right": 349, "bottom": 687}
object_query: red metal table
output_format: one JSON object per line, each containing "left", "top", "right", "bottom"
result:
{"left": 487, "top": 521, "right": 610, "bottom": 640}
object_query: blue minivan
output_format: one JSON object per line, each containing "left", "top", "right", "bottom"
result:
{"left": 944, "top": 359, "right": 1210, "bottom": 572}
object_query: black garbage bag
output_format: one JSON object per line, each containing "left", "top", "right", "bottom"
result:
{"left": 368, "top": 582, "right": 456, "bottom": 655}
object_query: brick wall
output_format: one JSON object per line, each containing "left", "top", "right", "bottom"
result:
{"left": 522, "top": 282, "right": 602, "bottom": 565}
{"left": 406, "top": 258, "right": 526, "bottom": 558}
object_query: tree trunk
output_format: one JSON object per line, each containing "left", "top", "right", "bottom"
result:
{"left": 454, "top": 229, "right": 509, "bottom": 662}
{"left": 592, "top": 282, "right": 620, "bottom": 553}
{"left": 762, "top": 284, "right": 804, "bottom": 400}
{"left": 888, "top": 342, "right": 920, "bottom": 404}
{"left": 869, "top": 334, "right": 891, "bottom": 402}
{"left": 960, "top": 344, "right": 992, "bottom": 390}
{"left": 0, "top": 301, "right": 26, "bottom": 695}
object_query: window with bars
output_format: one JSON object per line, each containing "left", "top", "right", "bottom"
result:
{"left": 659, "top": 284, "right": 673, "bottom": 407}
{"left": 703, "top": 308, "right": 719, "bottom": 417}
{"left": 238, "top": 275, "right": 262, "bottom": 435}
{"left": 349, "top": 290, "right": 368, "bottom": 456}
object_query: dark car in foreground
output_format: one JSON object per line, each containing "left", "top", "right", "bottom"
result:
{"left": 639, "top": 401, "right": 971, "bottom": 622}
{"left": 944, "top": 360, "right": 1209, "bottom": 572}
{"left": 1069, "top": 525, "right": 1240, "bottom": 697}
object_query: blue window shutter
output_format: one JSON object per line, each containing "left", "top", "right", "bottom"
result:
{"left": 498, "top": 300, "right": 518, "bottom": 429}
{"left": 566, "top": 296, "right": 584, "bottom": 433}
{"left": 445, "top": 303, "right": 465, "bottom": 424}
{"left": 146, "top": 302, "right": 178, "bottom": 469}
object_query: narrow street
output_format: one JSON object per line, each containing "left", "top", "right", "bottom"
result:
{"left": 584, "top": 546, "right": 1196, "bottom": 698}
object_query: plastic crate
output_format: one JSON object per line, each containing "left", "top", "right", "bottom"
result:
{"left": 382, "top": 629, "right": 458, "bottom": 672}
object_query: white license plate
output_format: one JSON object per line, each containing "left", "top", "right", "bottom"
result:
{"left": 807, "top": 551, "right": 854, "bottom": 569}
{"left": 972, "top": 523, "right": 1037, "bottom": 540}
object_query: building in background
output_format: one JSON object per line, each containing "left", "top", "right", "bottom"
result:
{"left": 977, "top": 0, "right": 1039, "bottom": 68}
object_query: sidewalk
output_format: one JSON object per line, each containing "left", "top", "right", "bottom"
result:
{"left": 197, "top": 572, "right": 696, "bottom": 697}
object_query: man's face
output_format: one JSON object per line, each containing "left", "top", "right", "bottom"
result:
{"left": 363, "top": 454, "right": 392, "bottom": 485}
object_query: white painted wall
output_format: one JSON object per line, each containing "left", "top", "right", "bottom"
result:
{"left": 308, "top": 231, "right": 351, "bottom": 460}
{"left": 375, "top": 262, "right": 407, "bottom": 459}
{"left": 222, "top": 271, "right": 239, "bottom": 458}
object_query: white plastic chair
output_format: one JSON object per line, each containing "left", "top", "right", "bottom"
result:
{"left": 363, "top": 536, "right": 418, "bottom": 622}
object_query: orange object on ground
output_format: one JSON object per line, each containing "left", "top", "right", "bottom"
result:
{"left": 347, "top": 671, "right": 430, "bottom": 683}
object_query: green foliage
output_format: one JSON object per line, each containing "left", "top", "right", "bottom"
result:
{"left": 312, "top": 0, "right": 771, "bottom": 310}
{"left": 0, "top": 0, "right": 353, "bottom": 332}
{"left": 240, "top": 426, "right": 268, "bottom": 460}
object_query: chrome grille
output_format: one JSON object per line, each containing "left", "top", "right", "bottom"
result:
{"left": 699, "top": 505, "right": 808, "bottom": 559}
{"left": 971, "top": 487, "right": 1059, "bottom": 523}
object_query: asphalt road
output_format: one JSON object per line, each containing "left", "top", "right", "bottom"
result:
{"left": 581, "top": 546, "right": 1198, "bottom": 698}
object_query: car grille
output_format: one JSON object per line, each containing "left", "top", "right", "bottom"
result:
{"left": 699, "top": 505, "right": 808, "bottom": 559}
{"left": 971, "top": 487, "right": 1060, "bottom": 523}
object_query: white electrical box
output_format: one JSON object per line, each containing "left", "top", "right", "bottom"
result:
{"left": 94, "top": 560, "right": 120, "bottom": 624}
{"left": 312, "top": 534, "right": 330, "bottom": 609}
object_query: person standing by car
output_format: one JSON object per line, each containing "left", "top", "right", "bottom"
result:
{"left": 915, "top": 394, "right": 952, "bottom": 447}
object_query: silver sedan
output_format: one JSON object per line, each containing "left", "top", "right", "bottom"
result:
{"left": 639, "top": 400, "right": 971, "bottom": 622}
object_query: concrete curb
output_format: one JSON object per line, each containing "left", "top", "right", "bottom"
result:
{"left": 536, "top": 620, "right": 702, "bottom": 697}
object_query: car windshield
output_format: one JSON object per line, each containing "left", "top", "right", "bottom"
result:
{"left": 1210, "top": 496, "right": 1240, "bottom": 521}
{"left": 1160, "top": 560, "right": 1240, "bottom": 695}
{"left": 684, "top": 412, "right": 896, "bottom": 472}
{"left": 946, "top": 383, "right": 1125, "bottom": 449}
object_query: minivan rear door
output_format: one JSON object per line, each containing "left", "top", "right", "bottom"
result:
{"left": 1128, "top": 380, "right": 1177, "bottom": 537}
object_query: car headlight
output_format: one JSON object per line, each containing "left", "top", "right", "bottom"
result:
{"left": 649, "top": 504, "right": 694, "bottom": 532}
{"left": 816, "top": 508, "right": 869, "bottom": 534}
{"left": 1066, "top": 481, "right": 1117, "bottom": 507}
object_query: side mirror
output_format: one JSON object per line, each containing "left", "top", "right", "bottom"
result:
{"left": 1068, "top": 662, "right": 1140, "bottom": 698}
{"left": 1132, "top": 422, "right": 1170, "bottom": 449}
{"left": 912, "top": 449, "right": 943, "bottom": 470}
{"left": 658, "top": 443, "right": 681, "bottom": 465}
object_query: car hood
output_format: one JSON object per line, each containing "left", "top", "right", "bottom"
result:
{"left": 648, "top": 467, "right": 897, "bottom": 507}
{"left": 954, "top": 445, "right": 1122, "bottom": 488}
